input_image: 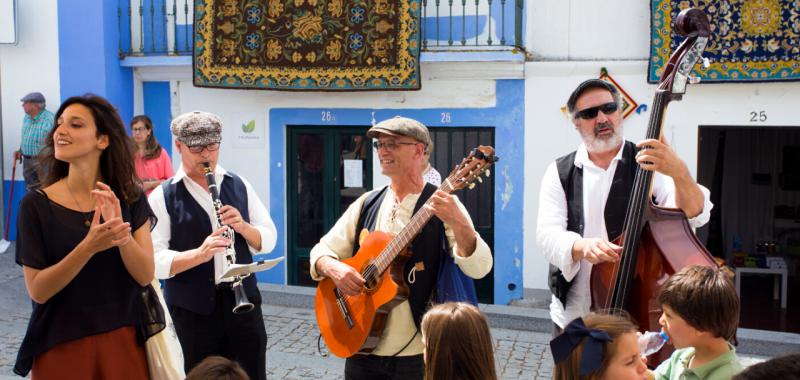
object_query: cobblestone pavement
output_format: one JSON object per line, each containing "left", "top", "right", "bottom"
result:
{"left": 0, "top": 248, "right": 553, "bottom": 379}
{"left": 0, "top": 248, "right": 764, "bottom": 379}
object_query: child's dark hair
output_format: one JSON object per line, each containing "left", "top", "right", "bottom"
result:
{"left": 658, "top": 265, "right": 740, "bottom": 339}
{"left": 186, "top": 356, "right": 249, "bottom": 380}
{"left": 733, "top": 354, "right": 800, "bottom": 380}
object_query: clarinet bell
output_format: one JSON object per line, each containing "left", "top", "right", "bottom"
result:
{"left": 232, "top": 281, "right": 255, "bottom": 314}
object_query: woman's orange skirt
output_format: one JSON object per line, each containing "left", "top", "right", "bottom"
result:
{"left": 32, "top": 326, "right": 149, "bottom": 380}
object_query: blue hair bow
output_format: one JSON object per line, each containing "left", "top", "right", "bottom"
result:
{"left": 550, "top": 317, "right": 613, "bottom": 376}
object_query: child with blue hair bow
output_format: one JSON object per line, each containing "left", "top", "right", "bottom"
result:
{"left": 551, "top": 313, "right": 648, "bottom": 380}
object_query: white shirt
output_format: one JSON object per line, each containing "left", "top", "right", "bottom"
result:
{"left": 536, "top": 141, "right": 712, "bottom": 328}
{"left": 149, "top": 164, "right": 278, "bottom": 280}
{"left": 309, "top": 186, "right": 493, "bottom": 356}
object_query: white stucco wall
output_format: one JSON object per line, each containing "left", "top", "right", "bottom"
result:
{"left": 526, "top": 0, "right": 650, "bottom": 60}
{"left": 134, "top": 63, "right": 504, "bottom": 208}
{"left": 0, "top": 0, "right": 60, "bottom": 179}
{"left": 135, "top": 63, "right": 504, "bottom": 207}
{"left": 523, "top": 60, "right": 800, "bottom": 290}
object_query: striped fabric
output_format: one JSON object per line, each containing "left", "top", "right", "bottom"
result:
{"left": 20, "top": 109, "right": 54, "bottom": 156}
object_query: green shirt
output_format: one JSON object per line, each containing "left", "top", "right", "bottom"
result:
{"left": 653, "top": 344, "right": 743, "bottom": 380}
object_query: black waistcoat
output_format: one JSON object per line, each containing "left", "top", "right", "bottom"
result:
{"left": 161, "top": 173, "right": 261, "bottom": 315}
{"left": 548, "top": 141, "right": 638, "bottom": 306}
{"left": 353, "top": 183, "right": 447, "bottom": 328}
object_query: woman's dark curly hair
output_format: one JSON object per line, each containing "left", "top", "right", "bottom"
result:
{"left": 39, "top": 94, "right": 141, "bottom": 205}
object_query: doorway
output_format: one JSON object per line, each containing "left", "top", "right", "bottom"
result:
{"left": 287, "top": 126, "right": 373, "bottom": 286}
{"left": 698, "top": 126, "right": 800, "bottom": 332}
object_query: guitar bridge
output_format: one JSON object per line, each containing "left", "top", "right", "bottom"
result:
{"left": 333, "top": 288, "right": 355, "bottom": 329}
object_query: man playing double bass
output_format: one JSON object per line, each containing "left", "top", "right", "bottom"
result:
{"left": 310, "top": 116, "right": 492, "bottom": 379}
{"left": 536, "top": 79, "right": 713, "bottom": 335}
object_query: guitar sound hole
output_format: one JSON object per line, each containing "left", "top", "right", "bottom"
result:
{"left": 362, "top": 264, "right": 379, "bottom": 290}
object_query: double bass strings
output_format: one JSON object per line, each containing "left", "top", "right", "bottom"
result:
{"left": 606, "top": 90, "right": 666, "bottom": 311}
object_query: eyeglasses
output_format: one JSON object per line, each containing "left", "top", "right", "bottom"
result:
{"left": 132, "top": 127, "right": 147, "bottom": 133}
{"left": 186, "top": 142, "right": 220, "bottom": 153}
{"left": 372, "top": 141, "right": 420, "bottom": 151}
{"left": 574, "top": 102, "right": 619, "bottom": 120}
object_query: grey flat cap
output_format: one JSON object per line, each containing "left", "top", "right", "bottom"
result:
{"left": 171, "top": 111, "right": 223, "bottom": 146}
{"left": 367, "top": 116, "right": 432, "bottom": 151}
{"left": 20, "top": 92, "right": 45, "bottom": 103}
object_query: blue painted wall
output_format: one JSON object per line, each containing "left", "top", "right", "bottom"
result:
{"left": 58, "top": 0, "right": 133, "bottom": 122}
{"left": 143, "top": 82, "right": 172, "bottom": 157}
{"left": 7, "top": 0, "right": 139, "bottom": 240}
{"left": 267, "top": 80, "right": 525, "bottom": 304}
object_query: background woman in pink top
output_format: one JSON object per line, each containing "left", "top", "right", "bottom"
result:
{"left": 131, "top": 115, "right": 174, "bottom": 195}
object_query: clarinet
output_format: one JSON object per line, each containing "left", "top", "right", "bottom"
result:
{"left": 203, "top": 162, "right": 255, "bottom": 314}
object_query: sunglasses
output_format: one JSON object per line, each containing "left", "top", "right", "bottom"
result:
{"left": 574, "top": 102, "right": 619, "bottom": 120}
{"left": 186, "top": 142, "right": 220, "bottom": 153}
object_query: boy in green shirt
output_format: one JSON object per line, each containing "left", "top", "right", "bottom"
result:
{"left": 651, "top": 265, "right": 743, "bottom": 380}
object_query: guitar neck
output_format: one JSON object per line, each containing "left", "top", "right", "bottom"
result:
{"left": 374, "top": 180, "right": 456, "bottom": 273}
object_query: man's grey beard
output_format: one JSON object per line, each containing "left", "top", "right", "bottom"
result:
{"left": 580, "top": 122, "right": 623, "bottom": 153}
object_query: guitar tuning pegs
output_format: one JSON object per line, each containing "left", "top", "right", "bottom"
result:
{"left": 468, "top": 183, "right": 475, "bottom": 190}
{"left": 484, "top": 169, "right": 491, "bottom": 177}
{"left": 476, "top": 176, "right": 483, "bottom": 183}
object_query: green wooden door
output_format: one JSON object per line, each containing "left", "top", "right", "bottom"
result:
{"left": 287, "top": 127, "right": 372, "bottom": 286}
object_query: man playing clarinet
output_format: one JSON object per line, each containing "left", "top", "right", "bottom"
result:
{"left": 149, "top": 111, "right": 277, "bottom": 380}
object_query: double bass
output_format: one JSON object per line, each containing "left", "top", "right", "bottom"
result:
{"left": 590, "top": 8, "right": 722, "bottom": 357}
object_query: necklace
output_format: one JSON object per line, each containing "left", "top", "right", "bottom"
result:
{"left": 66, "top": 180, "right": 93, "bottom": 228}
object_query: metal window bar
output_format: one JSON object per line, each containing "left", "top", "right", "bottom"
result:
{"left": 162, "top": 0, "right": 168, "bottom": 52}
{"left": 461, "top": 0, "right": 466, "bottom": 46}
{"left": 173, "top": 0, "right": 178, "bottom": 53}
{"left": 423, "top": 0, "right": 428, "bottom": 49}
{"left": 448, "top": 0, "right": 453, "bottom": 46}
{"left": 138, "top": 0, "right": 144, "bottom": 52}
{"left": 149, "top": 0, "right": 155, "bottom": 53}
{"left": 500, "top": 0, "right": 505, "bottom": 45}
{"left": 184, "top": 0, "right": 189, "bottom": 52}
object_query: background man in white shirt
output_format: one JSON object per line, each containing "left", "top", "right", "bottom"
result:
{"left": 149, "top": 111, "right": 277, "bottom": 380}
{"left": 536, "top": 79, "right": 712, "bottom": 335}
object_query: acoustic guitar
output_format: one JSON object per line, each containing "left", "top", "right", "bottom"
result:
{"left": 315, "top": 146, "right": 498, "bottom": 358}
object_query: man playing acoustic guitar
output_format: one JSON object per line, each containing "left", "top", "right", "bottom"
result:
{"left": 310, "top": 116, "right": 493, "bottom": 380}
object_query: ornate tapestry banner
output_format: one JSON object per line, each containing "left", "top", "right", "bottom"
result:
{"left": 649, "top": 1, "right": 800, "bottom": 83}
{"left": 194, "top": 0, "right": 421, "bottom": 90}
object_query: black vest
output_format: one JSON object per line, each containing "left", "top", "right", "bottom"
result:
{"left": 548, "top": 141, "right": 638, "bottom": 306}
{"left": 161, "top": 173, "right": 261, "bottom": 315}
{"left": 353, "top": 183, "right": 448, "bottom": 328}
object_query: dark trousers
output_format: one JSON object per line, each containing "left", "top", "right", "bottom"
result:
{"left": 169, "top": 287, "right": 267, "bottom": 380}
{"left": 22, "top": 156, "right": 41, "bottom": 190}
{"left": 344, "top": 354, "right": 424, "bottom": 380}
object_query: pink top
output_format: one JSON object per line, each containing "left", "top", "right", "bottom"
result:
{"left": 135, "top": 148, "right": 174, "bottom": 195}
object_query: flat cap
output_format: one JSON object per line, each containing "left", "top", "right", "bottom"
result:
{"left": 367, "top": 116, "right": 432, "bottom": 152}
{"left": 566, "top": 79, "right": 619, "bottom": 114}
{"left": 20, "top": 92, "right": 45, "bottom": 104}
{"left": 170, "top": 111, "right": 223, "bottom": 147}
